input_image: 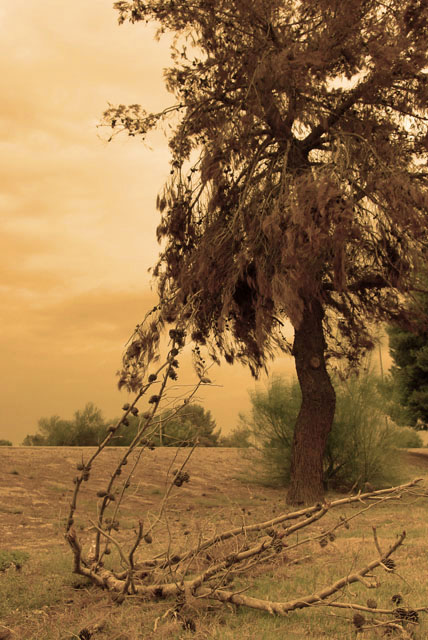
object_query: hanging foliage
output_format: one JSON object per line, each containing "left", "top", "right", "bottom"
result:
{"left": 103, "top": 0, "right": 428, "bottom": 502}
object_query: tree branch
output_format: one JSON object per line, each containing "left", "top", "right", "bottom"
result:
{"left": 197, "top": 531, "right": 406, "bottom": 615}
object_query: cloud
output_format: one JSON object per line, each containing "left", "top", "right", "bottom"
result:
{"left": 0, "top": 1, "right": 299, "bottom": 446}
{"left": 0, "top": 0, "right": 173, "bottom": 291}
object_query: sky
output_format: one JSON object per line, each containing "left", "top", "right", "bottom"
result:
{"left": 1, "top": 2, "right": 394, "bottom": 446}
{"left": 0, "top": 0, "right": 298, "bottom": 445}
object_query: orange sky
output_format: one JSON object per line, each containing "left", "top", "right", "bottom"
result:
{"left": 0, "top": 1, "right": 298, "bottom": 444}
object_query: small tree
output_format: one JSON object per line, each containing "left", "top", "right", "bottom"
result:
{"left": 112, "top": 403, "right": 219, "bottom": 446}
{"left": 104, "top": 0, "right": 428, "bottom": 503}
{"left": 36, "top": 415, "right": 72, "bottom": 446}
{"left": 22, "top": 433, "right": 46, "bottom": 446}
{"left": 70, "top": 403, "right": 107, "bottom": 446}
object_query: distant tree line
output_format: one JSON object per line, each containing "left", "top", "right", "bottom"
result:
{"left": 22, "top": 402, "right": 222, "bottom": 447}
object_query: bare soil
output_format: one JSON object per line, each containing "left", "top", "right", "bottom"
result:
{"left": 0, "top": 447, "right": 285, "bottom": 553}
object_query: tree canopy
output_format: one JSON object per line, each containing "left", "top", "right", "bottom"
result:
{"left": 23, "top": 403, "right": 108, "bottom": 447}
{"left": 107, "top": 0, "right": 428, "bottom": 369}
{"left": 113, "top": 403, "right": 219, "bottom": 446}
{"left": 22, "top": 402, "right": 219, "bottom": 447}
{"left": 104, "top": 0, "right": 428, "bottom": 502}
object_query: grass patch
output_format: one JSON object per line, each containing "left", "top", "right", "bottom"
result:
{"left": 0, "top": 504, "right": 23, "bottom": 515}
{"left": 0, "top": 548, "right": 77, "bottom": 617}
{"left": 0, "top": 549, "right": 29, "bottom": 572}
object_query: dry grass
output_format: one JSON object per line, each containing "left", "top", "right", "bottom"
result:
{"left": 1, "top": 446, "right": 428, "bottom": 639}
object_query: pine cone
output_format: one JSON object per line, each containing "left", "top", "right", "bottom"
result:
{"left": 394, "top": 608, "right": 419, "bottom": 622}
{"left": 353, "top": 613, "right": 365, "bottom": 629}
{"left": 383, "top": 558, "right": 396, "bottom": 570}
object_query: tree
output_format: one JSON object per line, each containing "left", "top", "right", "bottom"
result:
{"left": 104, "top": 0, "right": 428, "bottom": 503}
{"left": 36, "top": 415, "right": 72, "bottom": 446}
{"left": 23, "top": 403, "right": 108, "bottom": 446}
{"left": 0, "top": 439, "right": 12, "bottom": 446}
{"left": 387, "top": 288, "right": 428, "bottom": 427}
{"left": 22, "top": 433, "right": 46, "bottom": 446}
{"left": 154, "top": 404, "right": 220, "bottom": 446}
{"left": 70, "top": 403, "right": 107, "bottom": 446}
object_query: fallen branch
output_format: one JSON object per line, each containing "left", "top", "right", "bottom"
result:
{"left": 153, "top": 479, "right": 421, "bottom": 569}
{"left": 197, "top": 531, "right": 406, "bottom": 615}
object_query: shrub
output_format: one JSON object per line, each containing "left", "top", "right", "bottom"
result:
{"left": 154, "top": 404, "right": 220, "bottom": 446}
{"left": 389, "top": 426, "right": 423, "bottom": 448}
{"left": 0, "top": 439, "right": 12, "bottom": 446}
{"left": 219, "top": 424, "right": 252, "bottom": 447}
{"left": 0, "top": 549, "right": 29, "bottom": 572}
{"left": 240, "top": 376, "right": 299, "bottom": 485}
{"left": 324, "top": 373, "right": 402, "bottom": 489}
{"left": 241, "top": 372, "right": 410, "bottom": 490}
{"left": 23, "top": 403, "right": 108, "bottom": 447}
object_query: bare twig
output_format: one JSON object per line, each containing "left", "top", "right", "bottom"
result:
{"left": 89, "top": 519, "right": 130, "bottom": 569}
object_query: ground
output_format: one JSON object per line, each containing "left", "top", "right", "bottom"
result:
{"left": 1, "top": 446, "right": 428, "bottom": 639}
{"left": 0, "top": 447, "right": 285, "bottom": 552}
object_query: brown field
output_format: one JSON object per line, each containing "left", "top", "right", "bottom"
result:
{"left": 0, "top": 447, "right": 284, "bottom": 552}
{"left": 1, "top": 446, "right": 428, "bottom": 639}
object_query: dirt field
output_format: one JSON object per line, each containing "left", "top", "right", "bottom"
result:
{"left": 0, "top": 446, "right": 286, "bottom": 553}
{"left": 2, "top": 446, "right": 428, "bottom": 553}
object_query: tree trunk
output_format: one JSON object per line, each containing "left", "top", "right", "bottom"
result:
{"left": 286, "top": 299, "right": 336, "bottom": 505}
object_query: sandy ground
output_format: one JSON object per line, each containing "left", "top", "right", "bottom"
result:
{"left": 0, "top": 447, "right": 286, "bottom": 553}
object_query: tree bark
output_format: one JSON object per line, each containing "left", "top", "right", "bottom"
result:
{"left": 287, "top": 298, "right": 336, "bottom": 505}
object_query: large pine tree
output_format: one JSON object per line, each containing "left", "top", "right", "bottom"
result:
{"left": 105, "top": 0, "right": 428, "bottom": 503}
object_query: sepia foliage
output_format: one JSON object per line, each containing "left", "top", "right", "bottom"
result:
{"left": 239, "top": 373, "right": 420, "bottom": 489}
{"left": 387, "top": 283, "right": 428, "bottom": 427}
{"left": 104, "top": 0, "right": 428, "bottom": 375}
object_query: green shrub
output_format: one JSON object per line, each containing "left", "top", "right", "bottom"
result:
{"left": 241, "top": 372, "right": 408, "bottom": 490}
{"left": 0, "top": 439, "right": 12, "bottom": 446}
{"left": 240, "top": 376, "right": 300, "bottom": 486}
{"left": 389, "top": 425, "right": 423, "bottom": 448}
{"left": 0, "top": 549, "right": 29, "bottom": 572}
{"left": 219, "top": 425, "right": 253, "bottom": 447}
{"left": 324, "top": 373, "right": 402, "bottom": 489}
